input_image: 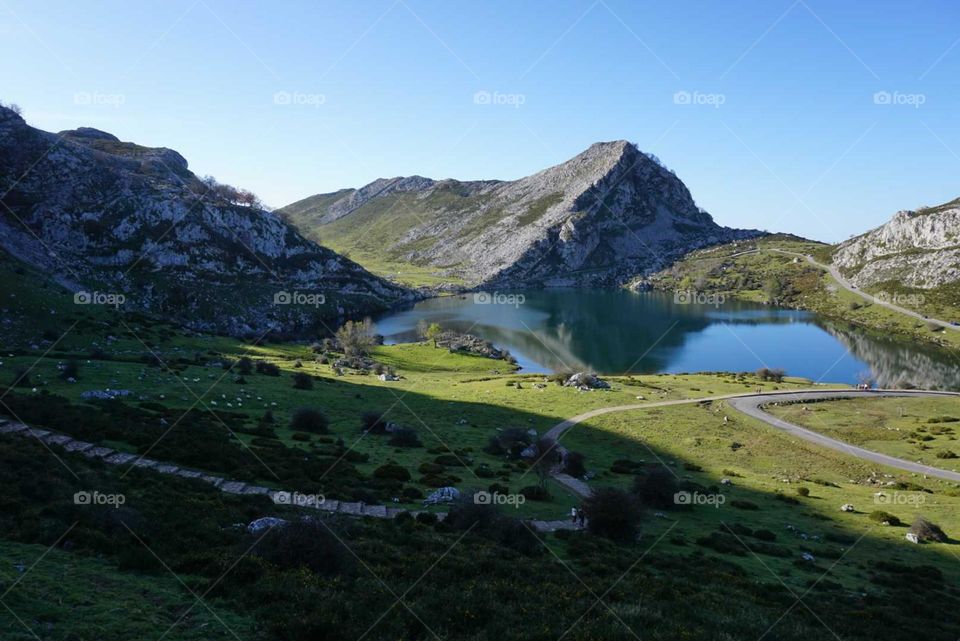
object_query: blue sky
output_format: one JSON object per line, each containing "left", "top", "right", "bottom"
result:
{"left": 2, "top": 0, "right": 958, "bottom": 242}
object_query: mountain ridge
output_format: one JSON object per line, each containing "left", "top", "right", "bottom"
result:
{"left": 279, "top": 140, "right": 762, "bottom": 287}
{"left": 0, "top": 106, "right": 411, "bottom": 337}
{"left": 832, "top": 197, "right": 960, "bottom": 289}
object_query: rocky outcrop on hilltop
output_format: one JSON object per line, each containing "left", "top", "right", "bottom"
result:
{"left": 0, "top": 106, "right": 410, "bottom": 335}
{"left": 832, "top": 199, "right": 960, "bottom": 289}
{"left": 280, "top": 141, "right": 762, "bottom": 287}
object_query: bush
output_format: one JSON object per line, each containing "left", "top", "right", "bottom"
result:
{"left": 909, "top": 517, "right": 947, "bottom": 542}
{"left": 632, "top": 467, "right": 678, "bottom": 510}
{"left": 255, "top": 361, "right": 280, "bottom": 376}
{"left": 434, "top": 454, "right": 465, "bottom": 467}
{"left": 582, "top": 487, "right": 643, "bottom": 543}
{"left": 60, "top": 359, "right": 80, "bottom": 381}
{"left": 610, "top": 459, "right": 644, "bottom": 474}
{"left": 415, "top": 512, "right": 438, "bottom": 525}
{"left": 11, "top": 368, "right": 31, "bottom": 388}
{"left": 756, "top": 367, "right": 786, "bottom": 383}
{"left": 237, "top": 357, "right": 253, "bottom": 375}
{"left": 253, "top": 520, "right": 353, "bottom": 576}
{"left": 488, "top": 482, "right": 509, "bottom": 495}
{"left": 730, "top": 499, "right": 759, "bottom": 510}
{"left": 373, "top": 464, "right": 411, "bottom": 482}
{"left": 519, "top": 485, "right": 550, "bottom": 501}
{"left": 563, "top": 451, "right": 587, "bottom": 478}
{"left": 388, "top": 427, "right": 422, "bottom": 448}
{"left": 483, "top": 428, "right": 533, "bottom": 458}
{"left": 360, "top": 411, "right": 387, "bottom": 434}
{"left": 292, "top": 372, "right": 313, "bottom": 390}
{"left": 752, "top": 528, "right": 777, "bottom": 542}
{"left": 290, "top": 408, "right": 329, "bottom": 434}
{"left": 401, "top": 487, "right": 423, "bottom": 500}
{"left": 796, "top": 486, "right": 810, "bottom": 497}
{"left": 869, "top": 510, "right": 901, "bottom": 526}
{"left": 418, "top": 462, "right": 444, "bottom": 475}
{"left": 935, "top": 450, "right": 958, "bottom": 459}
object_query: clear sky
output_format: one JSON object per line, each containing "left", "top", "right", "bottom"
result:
{"left": 2, "top": 0, "right": 958, "bottom": 242}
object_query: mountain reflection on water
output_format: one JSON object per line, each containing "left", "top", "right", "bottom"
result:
{"left": 374, "top": 290, "right": 960, "bottom": 390}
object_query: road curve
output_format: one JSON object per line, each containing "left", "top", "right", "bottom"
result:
{"left": 548, "top": 388, "right": 960, "bottom": 497}
{"left": 771, "top": 249, "right": 959, "bottom": 331}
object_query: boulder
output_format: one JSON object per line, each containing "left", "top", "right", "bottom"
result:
{"left": 563, "top": 372, "right": 610, "bottom": 389}
{"left": 840, "top": 504, "right": 855, "bottom": 512}
{"left": 423, "top": 486, "right": 460, "bottom": 506}
{"left": 247, "top": 517, "right": 286, "bottom": 533}
{"left": 905, "top": 532, "right": 920, "bottom": 544}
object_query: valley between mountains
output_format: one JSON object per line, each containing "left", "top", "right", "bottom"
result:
{"left": 3, "top": 103, "right": 960, "bottom": 641}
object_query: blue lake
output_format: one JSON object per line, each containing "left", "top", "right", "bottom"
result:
{"left": 375, "top": 289, "right": 960, "bottom": 390}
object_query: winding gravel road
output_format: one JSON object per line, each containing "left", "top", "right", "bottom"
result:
{"left": 548, "top": 388, "right": 960, "bottom": 497}
{"left": 771, "top": 249, "right": 959, "bottom": 331}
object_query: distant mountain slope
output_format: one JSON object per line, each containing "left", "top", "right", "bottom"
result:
{"left": 279, "top": 141, "right": 761, "bottom": 287}
{"left": 0, "top": 106, "right": 409, "bottom": 336}
{"left": 832, "top": 198, "right": 960, "bottom": 289}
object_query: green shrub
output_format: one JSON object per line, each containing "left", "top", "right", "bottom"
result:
{"left": 730, "top": 499, "right": 759, "bottom": 510}
{"left": 519, "top": 485, "right": 550, "bottom": 501}
{"left": 292, "top": 372, "right": 313, "bottom": 389}
{"left": 869, "top": 511, "right": 901, "bottom": 526}
{"left": 582, "top": 487, "right": 643, "bottom": 543}
{"left": 909, "top": 517, "right": 947, "bottom": 542}
{"left": 796, "top": 486, "right": 810, "bottom": 497}
{"left": 632, "top": 467, "right": 678, "bottom": 510}
{"left": 388, "top": 427, "right": 422, "bottom": 448}
{"left": 373, "top": 464, "right": 411, "bottom": 482}
{"left": 290, "top": 407, "right": 329, "bottom": 433}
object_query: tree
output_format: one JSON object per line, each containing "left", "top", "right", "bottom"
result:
{"left": 336, "top": 319, "right": 376, "bottom": 358}
{"left": 582, "top": 487, "right": 643, "bottom": 542}
{"left": 532, "top": 437, "right": 558, "bottom": 488}
{"left": 290, "top": 408, "right": 329, "bottom": 433}
{"left": 417, "top": 321, "right": 443, "bottom": 347}
{"left": 762, "top": 276, "right": 783, "bottom": 304}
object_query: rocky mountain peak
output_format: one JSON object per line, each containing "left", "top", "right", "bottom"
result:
{"left": 279, "top": 140, "right": 760, "bottom": 287}
{"left": 0, "top": 108, "right": 410, "bottom": 335}
{"left": 833, "top": 197, "right": 960, "bottom": 289}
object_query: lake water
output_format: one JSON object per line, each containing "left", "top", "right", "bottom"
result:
{"left": 374, "top": 289, "right": 960, "bottom": 390}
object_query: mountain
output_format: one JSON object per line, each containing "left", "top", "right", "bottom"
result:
{"left": 832, "top": 198, "right": 960, "bottom": 289}
{"left": 278, "top": 141, "right": 762, "bottom": 287}
{"left": 0, "top": 106, "right": 410, "bottom": 336}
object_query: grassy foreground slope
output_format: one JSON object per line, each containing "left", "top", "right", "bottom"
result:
{"left": 4, "top": 247, "right": 960, "bottom": 640}
{"left": 649, "top": 235, "right": 960, "bottom": 350}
